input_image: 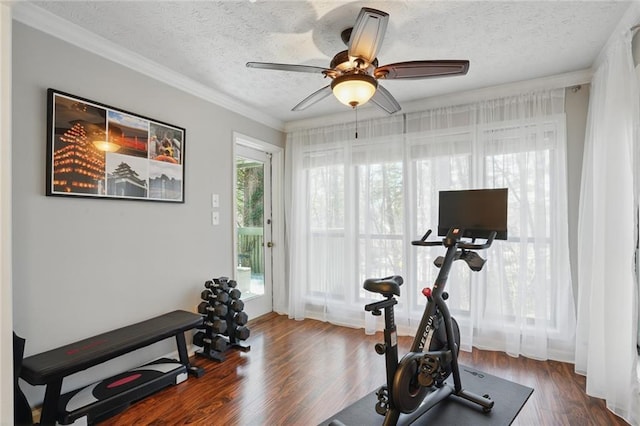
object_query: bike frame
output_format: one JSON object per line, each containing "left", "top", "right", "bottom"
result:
{"left": 376, "top": 228, "right": 495, "bottom": 426}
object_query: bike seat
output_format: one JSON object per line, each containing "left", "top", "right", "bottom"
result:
{"left": 363, "top": 275, "right": 403, "bottom": 297}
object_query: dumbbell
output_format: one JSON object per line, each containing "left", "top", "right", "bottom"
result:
{"left": 201, "top": 289, "right": 230, "bottom": 304}
{"left": 205, "top": 277, "right": 229, "bottom": 291}
{"left": 228, "top": 288, "right": 242, "bottom": 300}
{"left": 203, "top": 318, "right": 227, "bottom": 334}
{"left": 193, "top": 332, "right": 229, "bottom": 352}
{"left": 227, "top": 279, "right": 237, "bottom": 288}
{"left": 226, "top": 326, "right": 250, "bottom": 341}
{"left": 234, "top": 311, "right": 249, "bottom": 326}
{"left": 229, "top": 298, "right": 244, "bottom": 312}
{"left": 197, "top": 301, "right": 228, "bottom": 317}
{"left": 214, "top": 277, "right": 230, "bottom": 288}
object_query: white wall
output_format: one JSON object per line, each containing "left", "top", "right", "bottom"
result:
{"left": 11, "top": 21, "right": 284, "bottom": 406}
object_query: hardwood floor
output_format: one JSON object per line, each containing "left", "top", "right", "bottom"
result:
{"left": 98, "top": 312, "right": 627, "bottom": 425}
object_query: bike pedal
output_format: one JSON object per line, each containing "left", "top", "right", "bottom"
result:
{"left": 375, "top": 401, "right": 388, "bottom": 415}
{"left": 375, "top": 385, "right": 389, "bottom": 415}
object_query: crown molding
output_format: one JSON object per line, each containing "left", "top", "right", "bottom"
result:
{"left": 284, "top": 68, "right": 593, "bottom": 132}
{"left": 10, "top": 2, "right": 285, "bottom": 132}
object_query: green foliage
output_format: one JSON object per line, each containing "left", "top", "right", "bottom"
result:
{"left": 236, "top": 161, "right": 264, "bottom": 227}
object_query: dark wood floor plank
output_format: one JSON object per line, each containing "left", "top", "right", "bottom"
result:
{"left": 97, "top": 312, "right": 628, "bottom": 425}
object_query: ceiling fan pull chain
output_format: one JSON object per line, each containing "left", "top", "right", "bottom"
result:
{"left": 355, "top": 106, "right": 358, "bottom": 139}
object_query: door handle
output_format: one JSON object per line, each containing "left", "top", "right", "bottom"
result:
{"left": 266, "top": 241, "right": 274, "bottom": 248}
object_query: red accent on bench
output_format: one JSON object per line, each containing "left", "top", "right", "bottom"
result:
{"left": 107, "top": 373, "right": 142, "bottom": 389}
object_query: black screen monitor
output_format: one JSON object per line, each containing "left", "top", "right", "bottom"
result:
{"left": 438, "top": 188, "right": 508, "bottom": 240}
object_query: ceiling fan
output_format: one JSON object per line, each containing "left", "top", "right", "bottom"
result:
{"left": 246, "top": 7, "right": 469, "bottom": 114}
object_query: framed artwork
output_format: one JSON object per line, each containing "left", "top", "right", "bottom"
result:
{"left": 46, "top": 89, "right": 185, "bottom": 203}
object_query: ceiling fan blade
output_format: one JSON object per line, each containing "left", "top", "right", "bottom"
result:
{"left": 246, "top": 62, "right": 329, "bottom": 74}
{"left": 292, "top": 85, "right": 332, "bottom": 111}
{"left": 371, "top": 84, "right": 401, "bottom": 114}
{"left": 348, "top": 8, "right": 389, "bottom": 64}
{"left": 374, "top": 60, "right": 470, "bottom": 80}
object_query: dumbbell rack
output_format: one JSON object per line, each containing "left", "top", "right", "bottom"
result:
{"left": 194, "top": 277, "right": 251, "bottom": 362}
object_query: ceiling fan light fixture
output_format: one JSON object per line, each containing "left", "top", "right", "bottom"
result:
{"left": 331, "top": 74, "right": 378, "bottom": 108}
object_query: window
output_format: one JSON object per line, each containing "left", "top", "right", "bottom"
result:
{"left": 287, "top": 89, "right": 574, "bottom": 360}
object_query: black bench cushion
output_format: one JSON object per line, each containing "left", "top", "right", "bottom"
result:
{"left": 21, "top": 310, "right": 202, "bottom": 385}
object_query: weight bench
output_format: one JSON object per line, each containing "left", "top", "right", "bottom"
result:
{"left": 20, "top": 310, "right": 204, "bottom": 425}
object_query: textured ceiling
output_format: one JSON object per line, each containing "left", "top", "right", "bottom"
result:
{"left": 28, "top": 1, "right": 631, "bottom": 125}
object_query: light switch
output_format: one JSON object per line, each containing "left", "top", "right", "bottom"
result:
{"left": 211, "top": 211, "right": 219, "bottom": 225}
{"left": 211, "top": 193, "right": 219, "bottom": 208}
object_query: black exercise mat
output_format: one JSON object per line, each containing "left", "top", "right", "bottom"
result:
{"left": 319, "top": 365, "right": 533, "bottom": 426}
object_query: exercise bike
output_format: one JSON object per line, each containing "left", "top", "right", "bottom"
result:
{"left": 361, "top": 227, "right": 496, "bottom": 425}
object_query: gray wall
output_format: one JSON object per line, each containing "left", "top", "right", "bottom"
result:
{"left": 565, "top": 84, "right": 590, "bottom": 300}
{"left": 12, "top": 22, "right": 284, "bottom": 403}
{"left": 633, "top": 30, "right": 640, "bottom": 349}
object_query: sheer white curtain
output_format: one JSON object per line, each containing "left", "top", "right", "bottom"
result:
{"left": 576, "top": 26, "right": 640, "bottom": 425}
{"left": 285, "top": 116, "right": 406, "bottom": 325}
{"left": 404, "top": 90, "right": 574, "bottom": 361}
{"left": 286, "top": 89, "right": 575, "bottom": 362}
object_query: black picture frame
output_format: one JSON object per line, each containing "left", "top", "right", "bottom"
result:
{"left": 46, "top": 89, "right": 185, "bottom": 203}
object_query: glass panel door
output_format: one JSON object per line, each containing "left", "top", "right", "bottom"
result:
{"left": 235, "top": 144, "right": 272, "bottom": 316}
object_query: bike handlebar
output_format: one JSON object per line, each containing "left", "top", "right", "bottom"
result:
{"left": 411, "top": 229, "right": 497, "bottom": 250}
{"left": 411, "top": 229, "right": 440, "bottom": 246}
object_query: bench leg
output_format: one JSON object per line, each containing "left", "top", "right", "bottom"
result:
{"left": 175, "top": 332, "right": 204, "bottom": 378}
{"left": 40, "top": 379, "right": 62, "bottom": 426}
